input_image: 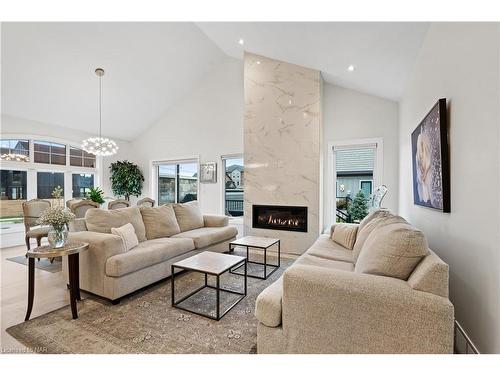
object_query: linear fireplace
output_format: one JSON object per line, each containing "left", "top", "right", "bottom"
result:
{"left": 252, "top": 205, "right": 308, "bottom": 232}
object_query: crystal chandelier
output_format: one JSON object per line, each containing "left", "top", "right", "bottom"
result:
{"left": 82, "top": 68, "right": 118, "bottom": 156}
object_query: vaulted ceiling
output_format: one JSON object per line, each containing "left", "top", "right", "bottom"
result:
{"left": 1, "top": 22, "right": 429, "bottom": 140}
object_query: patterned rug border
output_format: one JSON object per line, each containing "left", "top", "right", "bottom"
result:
{"left": 6, "top": 254, "right": 293, "bottom": 354}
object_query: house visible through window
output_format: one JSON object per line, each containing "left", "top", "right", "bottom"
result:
{"left": 0, "top": 139, "right": 30, "bottom": 161}
{"left": 157, "top": 161, "right": 198, "bottom": 205}
{"left": 334, "top": 145, "right": 376, "bottom": 223}
{"left": 222, "top": 156, "right": 244, "bottom": 217}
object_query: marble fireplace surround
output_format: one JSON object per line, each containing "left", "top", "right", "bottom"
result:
{"left": 243, "top": 52, "right": 322, "bottom": 255}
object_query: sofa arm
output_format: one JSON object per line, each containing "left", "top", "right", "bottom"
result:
{"left": 203, "top": 214, "right": 229, "bottom": 227}
{"left": 282, "top": 265, "right": 454, "bottom": 353}
{"left": 68, "top": 218, "right": 87, "bottom": 232}
{"left": 64, "top": 231, "right": 126, "bottom": 297}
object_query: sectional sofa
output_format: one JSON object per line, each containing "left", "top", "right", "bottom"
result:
{"left": 64, "top": 201, "right": 237, "bottom": 303}
{"left": 255, "top": 210, "right": 455, "bottom": 354}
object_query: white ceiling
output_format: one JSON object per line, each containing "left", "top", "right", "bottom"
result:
{"left": 2, "top": 22, "right": 429, "bottom": 141}
{"left": 196, "top": 22, "right": 429, "bottom": 100}
{"left": 1, "top": 23, "right": 226, "bottom": 141}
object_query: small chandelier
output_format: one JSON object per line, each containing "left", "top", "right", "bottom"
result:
{"left": 82, "top": 68, "right": 119, "bottom": 156}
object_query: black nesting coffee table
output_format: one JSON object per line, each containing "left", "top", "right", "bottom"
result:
{"left": 171, "top": 251, "right": 247, "bottom": 321}
{"left": 229, "top": 236, "right": 280, "bottom": 280}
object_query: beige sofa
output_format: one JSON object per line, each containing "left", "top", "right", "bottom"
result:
{"left": 255, "top": 210, "right": 455, "bottom": 354}
{"left": 64, "top": 201, "right": 237, "bottom": 303}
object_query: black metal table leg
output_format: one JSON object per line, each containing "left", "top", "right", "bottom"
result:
{"left": 171, "top": 265, "right": 175, "bottom": 305}
{"left": 24, "top": 257, "right": 35, "bottom": 321}
{"left": 244, "top": 259, "right": 247, "bottom": 296}
{"left": 278, "top": 240, "right": 281, "bottom": 267}
{"left": 216, "top": 275, "right": 220, "bottom": 320}
{"left": 68, "top": 254, "right": 78, "bottom": 319}
{"left": 74, "top": 254, "right": 81, "bottom": 301}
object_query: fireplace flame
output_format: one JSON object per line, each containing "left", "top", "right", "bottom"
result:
{"left": 266, "top": 214, "right": 300, "bottom": 227}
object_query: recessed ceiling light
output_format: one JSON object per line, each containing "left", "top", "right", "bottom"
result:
{"left": 238, "top": 38, "right": 244, "bottom": 45}
{"left": 348, "top": 65, "right": 355, "bottom": 72}
{"left": 256, "top": 61, "right": 261, "bottom": 64}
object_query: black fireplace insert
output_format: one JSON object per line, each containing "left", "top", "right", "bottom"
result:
{"left": 252, "top": 205, "right": 308, "bottom": 232}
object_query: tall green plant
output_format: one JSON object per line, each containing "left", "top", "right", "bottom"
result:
{"left": 109, "top": 160, "right": 144, "bottom": 201}
{"left": 347, "top": 190, "right": 369, "bottom": 222}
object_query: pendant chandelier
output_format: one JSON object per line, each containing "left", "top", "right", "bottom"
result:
{"left": 82, "top": 68, "right": 118, "bottom": 156}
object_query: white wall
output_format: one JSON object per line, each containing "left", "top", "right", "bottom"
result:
{"left": 322, "top": 84, "right": 399, "bottom": 228}
{"left": 1, "top": 114, "right": 131, "bottom": 197}
{"left": 399, "top": 23, "right": 500, "bottom": 353}
{"left": 130, "top": 57, "right": 243, "bottom": 214}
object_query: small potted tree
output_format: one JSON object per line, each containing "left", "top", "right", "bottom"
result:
{"left": 109, "top": 160, "right": 144, "bottom": 201}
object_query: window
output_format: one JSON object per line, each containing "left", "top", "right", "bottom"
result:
{"left": 222, "top": 156, "right": 244, "bottom": 217}
{"left": 70, "top": 147, "right": 96, "bottom": 168}
{"left": 72, "top": 173, "right": 94, "bottom": 198}
{"left": 360, "top": 180, "right": 373, "bottom": 197}
{"left": 37, "top": 172, "right": 64, "bottom": 199}
{"left": 0, "top": 170, "right": 27, "bottom": 223}
{"left": 330, "top": 140, "right": 381, "bottom": 224}
{"left": 157, "top": 162, "right": 198, "bottom": 205}
{"left": 0, "top": 139, "right": 29, "bottom": 161}
{"left": 34, "top": 141, "right": 66, "bottom": 165}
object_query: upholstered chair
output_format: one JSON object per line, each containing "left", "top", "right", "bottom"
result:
{"left": 22, "top": 199, "right": 51, "bottom": 250}
{"left": 66, "top": 198, "right": 80, "bottom": 210}
{"left": 69, "top": 199, "right": 100, "bottom": 218}
{"left": 136, "top": 197, "right": 155, "bottom": 208}
{"left": 108, "top": 199, "right": 130, "bottom": 210}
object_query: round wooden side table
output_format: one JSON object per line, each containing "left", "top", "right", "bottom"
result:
{"left": 25, "top": 242, "right": 89, "bottom": 321}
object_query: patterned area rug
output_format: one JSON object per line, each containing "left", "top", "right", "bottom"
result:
{"left": 7, "top": 252, "right": 293, "bottom": 354}
{"left": 7, "top": 256, "right": 62, "bottom": 273}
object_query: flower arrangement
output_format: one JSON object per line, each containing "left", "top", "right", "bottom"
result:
{"left": 37, "top": 207, "right": 75, "bottom": 231}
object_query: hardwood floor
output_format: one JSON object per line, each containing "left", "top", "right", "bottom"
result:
{"left": 1, "top": 243, "right": 70, "bottom": 352}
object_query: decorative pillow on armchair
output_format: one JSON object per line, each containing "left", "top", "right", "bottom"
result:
{"left": 330, "top": 223, "right": 358, "bottom": 250}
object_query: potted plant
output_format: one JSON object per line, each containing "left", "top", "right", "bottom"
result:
{"left": 109, "top": 160, "right": 144, "bottom": 201}
{"left": 37, "top": 187, "right": 75, "bottom": 248}
{"left": 87, "top": 187, "right": 105, "bottom": 205}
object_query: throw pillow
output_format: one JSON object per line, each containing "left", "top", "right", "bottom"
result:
{"left": 331, "top": 223, "right": 358, "bottom": 250}
{"left": 140, "top": 204, "right": 181, "bottom": 239}
{"left": 111, "top": 223, "right": 139, "bottom": 251}
{"left": 354, "top": 221, "right": 430, "bottom": 280}
{"left": 173, "top": 201, "right": 204, "bottom": 232}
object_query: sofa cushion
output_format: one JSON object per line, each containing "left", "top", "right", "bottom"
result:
{"left": 173, "top": 201, "right": 204, "bottom": 232}
{"left": 355, "top": 222, "right": 430, "bottom": 280}
{"left": 106, "top": 237, "right": 195, "bottom": 277}
{"left": 140, "top": 204, "right": 181, "bottom": 240}
{"left": 85, "top": 207, "right": 147, "bottom": 242}
{"left": 171, "top": 226, "right": 238, "bottom": 249}
{"left": 352, "top": 211, "right": 404, "bottom": 262}
{"left": 295, "top": 254, "right": 354, "bottom": 272}
{"left": 255, "top": 276, "right": 283, "bottom": 327}
{"left": 331, "top": 223, "right": 358, "bottom": 250}
{"left": 111, "top": 223, "right": 139, "bottom": 251}
{"left": 307, "top": 234, "right": 354, "bottom": 263}
{"left": 408, "top": 250, "right": 449, "bottom": 298}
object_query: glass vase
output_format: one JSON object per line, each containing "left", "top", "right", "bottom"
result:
{"left": 48, "top": 225, "right": 68, "bottom": 248}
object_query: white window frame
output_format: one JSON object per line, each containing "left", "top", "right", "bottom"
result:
{"left": 0, "top": 134, "right": 101, "bottom": 204}
{"left": 150, "top": 156, "right": 200, "bottom": 206}
{"left": 326, "top": 137, "right": 383, "bottom": 230}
